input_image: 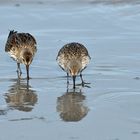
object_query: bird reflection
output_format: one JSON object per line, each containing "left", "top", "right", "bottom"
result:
{"left": 0, "top": 108, "right": 8, "bottom": 115}
{"left": 57, "top": 89, "right": 89, "bottom": 122}
{"left": 5, "top": 79, "right": 37, "bottom": 112}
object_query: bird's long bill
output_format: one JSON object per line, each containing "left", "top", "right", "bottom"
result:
{"left": 26, "top": 65, "right": 29, "bottom": 80}
{"left": 73, "top": 75, "right": 76, "bottom": 89}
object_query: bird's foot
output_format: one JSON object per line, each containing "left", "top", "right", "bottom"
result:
{"left": 76, "top": 82, "right": 91, "bottom": 88}
{"left": 17, "top": 70, "right": 22, "bottom": 79}
{"left": 27, "top": 76, "right": 32, "bottom": 80}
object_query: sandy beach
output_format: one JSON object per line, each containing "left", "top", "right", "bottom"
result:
{"left": 0, "top": 0, "right": 140, "bottom": 140}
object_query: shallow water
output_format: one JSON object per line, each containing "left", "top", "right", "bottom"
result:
{"left": 0, "top": 1, "right": 140, "bottom": 140}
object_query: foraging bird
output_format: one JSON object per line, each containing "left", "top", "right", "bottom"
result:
{"left": 56, "top": 42, "right": 91, "bottom": 88}
{"left": 5, "top": 30, "right": 37, "bottom": 80}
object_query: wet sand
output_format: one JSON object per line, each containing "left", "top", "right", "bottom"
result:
{"left": 0, "top": 0, "right": 140, "bottom": 140}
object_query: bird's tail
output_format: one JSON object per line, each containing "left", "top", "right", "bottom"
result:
{"left": 8, "top": 30, "right": 17, "bottom": 38}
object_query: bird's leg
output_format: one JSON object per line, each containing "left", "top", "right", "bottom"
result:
{"left": 80, "top": 72, "right": 90, "bottom": 87}
{"left": 80, "top": 73, "right": 84, "bottom": 87}
{"left": 66, "top": 73, "right": 70, "bottom": 89}
{"left": 67, "top": 73, "right": 69, "bottom": 84}
{"left": 17, "top": 63, "right": 22, "bottom": 78}
{"left": 73, "top": 75, "right": 76, "bottom": 89}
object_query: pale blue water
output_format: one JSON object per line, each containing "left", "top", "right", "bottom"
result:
{"left": 0, "top": 1, "right": 140, "bottom": 140}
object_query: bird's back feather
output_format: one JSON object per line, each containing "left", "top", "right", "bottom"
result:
{"left": 5, "top": 30, "right": 37, "bottom": 53}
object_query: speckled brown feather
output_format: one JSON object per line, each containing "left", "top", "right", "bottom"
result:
{"left": 56, "top": 42, "right": 91, "bottom": 72}
{"left": 5, "top": 30, "right": 37, "bottom": 79}
{"left": 56, "top": 42, "right": 91, "bottom": 88}
{"left": 5, "top": 31, "right": 37, "bottom": 54}
{"left": 57, "top": 42, "right": 90, "bottom": 60}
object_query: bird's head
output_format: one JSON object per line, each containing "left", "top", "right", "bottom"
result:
{"left": 68, "top": 60, "right": 81, "bottom": 77}
{"left": 20, "top": 49, "right": 33, "bottom": 66}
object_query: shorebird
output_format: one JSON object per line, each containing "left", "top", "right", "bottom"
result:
{"left": 5, "top": 30, "right": 37, "bottom": 80}
{"left": 56, "top": 42, "right": 91, "bottom": 88}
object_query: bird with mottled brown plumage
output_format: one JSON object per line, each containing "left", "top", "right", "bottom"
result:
{"left": 56, "top": 42, "right": 91, "bottom": 89}
{"left": 5, "top": 30, "right": 37, "bottom": 80}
